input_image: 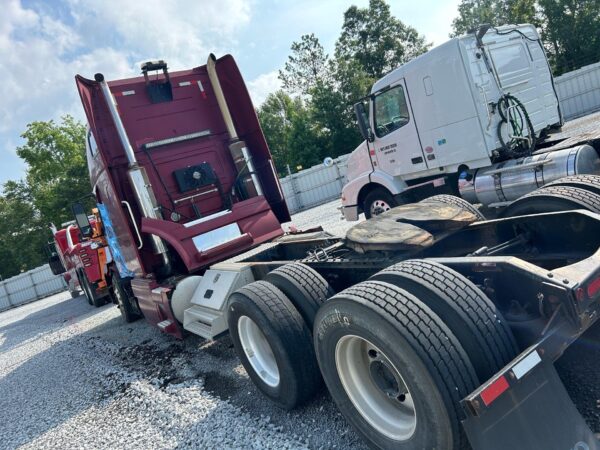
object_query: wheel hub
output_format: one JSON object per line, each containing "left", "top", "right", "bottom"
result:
{"left": 369, "top": 358, "right": 406, "bottom": 399}
{"left": 371, "top": 200, "right": 391, "bottom": 216}
{"left": 237, "top": 315, "right": 280, "bottom": 387}
{"left": 335, "top": 335, "right": 416, "bottom": 441}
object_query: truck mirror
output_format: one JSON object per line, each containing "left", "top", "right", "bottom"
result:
{"left": 72, "top": 202, "right": 93, "bottom": 237}
{"left": 354, "top": 101, "right": 374, "bottom": 142}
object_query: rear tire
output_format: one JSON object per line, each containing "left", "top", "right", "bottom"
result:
{"left": 363, "top": 188, "right": 397, "bottom": 219}
{"left": 264, "top": 263, "right": 334, "bottom": 330}
{"left": 227, "top": 281, "right": 322, "bottom": 409}
{"left": 371, "top": 260, "right": 518, "bottom": 382}
{"left": 502, "top": 185, "right": 600, "bottom": 217}
{"left": 314, "top": 280, "right": 478, "bottom": 450}
{"left": 543, "top": 174, "right": 600, "bottom": 196}
{"left": 424, "top": 194, "right": 486, "bottom": 221}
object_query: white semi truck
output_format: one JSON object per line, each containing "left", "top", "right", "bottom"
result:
{"left": 342, "top": 24, "right": 600, "bottom": 220}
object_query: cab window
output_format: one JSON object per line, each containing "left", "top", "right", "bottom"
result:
{"left": 374, "top": 85, "right": 410, "bottom": 138}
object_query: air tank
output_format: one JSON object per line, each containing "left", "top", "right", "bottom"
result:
{"left": 459, "top": 145, "right": 600, "bottom": 206}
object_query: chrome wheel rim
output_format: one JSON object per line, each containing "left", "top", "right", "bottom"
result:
{"left": 370, "top": 200, "right": 391, "bottom": 216}
{"left": 238, "top": 316, "right": 280, "bottom": 387}
{"left": 335, "top": 335, "right": 416, "bottom": 440}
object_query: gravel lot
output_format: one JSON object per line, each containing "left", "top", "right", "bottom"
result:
{"left": 1, "top": 200, "right": 600, "bottom": 449}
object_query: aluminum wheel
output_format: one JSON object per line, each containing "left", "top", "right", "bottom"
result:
{"left": 335, "top": 335, "right": 416, "bottom": 440}
{"left": 370, "top": 199, "right": 391, "bottom": 216}
{"left": 238, "top": 315, "right": 280, "bottom": 387}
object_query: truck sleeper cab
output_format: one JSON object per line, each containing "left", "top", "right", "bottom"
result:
{"left": 341, "top": 24, "right": 600, "bottom": 220}
{"left": 76, "top": 55, "right": 289, "bottom": 335}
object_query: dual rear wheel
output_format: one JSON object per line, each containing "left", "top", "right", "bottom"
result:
{"left": 227, "top": 261, "right": 518, "bottom": 449}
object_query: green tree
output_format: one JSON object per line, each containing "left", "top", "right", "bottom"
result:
{"left": 0, "top": 181, "right": 47, "bottom": 278}
{"left": 539, "top": 0, "right": 600, "bottom": 74}
{"left": 451, "top": 0, "right": 538, "bottom": 36}
{"left": 278, "top": 34, "right": 330, "bottom": 97}
{"left": 16, "top": 115, "right": 93, "bottom": 227}
{"left": 258, "top": 91, "right": 326, "bottom": 174}
{"left": 335, "top": 0, "right": 431, "bottom": 79}
{"left": 0, "top": 115, "right": 92, "bottom": 278}
{"left": 310, "top": 58, "right": 374, "bottom": 159}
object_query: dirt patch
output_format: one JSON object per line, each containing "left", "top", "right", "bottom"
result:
{"left": 202, "top": 371, "right": 241, "bottom": 400}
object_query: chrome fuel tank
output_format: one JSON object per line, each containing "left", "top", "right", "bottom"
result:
{"left": 459, "top": 145, "right": 600, "bottom": 206}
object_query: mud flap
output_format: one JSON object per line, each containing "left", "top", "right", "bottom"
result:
{"left": 463, "top": 360, "right": 598, "bottom": 450}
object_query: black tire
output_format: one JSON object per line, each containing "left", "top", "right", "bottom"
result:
{"left": 227, "top": 280, "right": 322, "bottom": 409}
{"left": 314, "top": 280, "right": 478, "bottom": 450}
{"left": 424, "top": 194, "right": 486, "bottom": 221}
{"left": 502, "top": 185, "right": 600, "bottom": 217}
{"left": 363, "top": 187, "right": 398, "bottom": 219}
{"left": 543, "top": 174, "right": 600, "bottom": 196}
{"left": 77, "top": 269, "right": 93, "bottom": 306}
{"left": 371, "top": 260, "right": 518, "bottom": 382}
{"left": 264, "top": 263, "right": 334, "bottom": 330}
{"left": 112, "top": 274, "right": 142, "bottom": 323}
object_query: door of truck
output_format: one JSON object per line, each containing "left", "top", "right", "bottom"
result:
{"left": 370, "top": 79, "right": 427, "bottom": 176}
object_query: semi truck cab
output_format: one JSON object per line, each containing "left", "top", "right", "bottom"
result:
{"left": 342, "top": 24, "right": 566, "bottom": 220}
{"left": 75, "top": 55, "right": 289, "bottom": 335}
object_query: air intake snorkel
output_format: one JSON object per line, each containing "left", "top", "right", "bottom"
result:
{"left": 206, "top": 53, "right": 263, "bottom": 199}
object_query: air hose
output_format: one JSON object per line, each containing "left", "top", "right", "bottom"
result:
{"left": 495, "top": 93, "right": 536, "bottom": 159}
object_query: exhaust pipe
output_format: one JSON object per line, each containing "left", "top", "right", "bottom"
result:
{"left": 95, "top": 73, "right": 171, "bottom": 269}
{"left": 206, "top": 54, "right": 263, "bottom": 197}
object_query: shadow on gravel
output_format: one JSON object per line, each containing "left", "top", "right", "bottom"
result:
{"left": 0, "top": 294, "right": 112, "bottom": 353}
{"left": 557, "top": 319, "right": 600, "bottom": 432}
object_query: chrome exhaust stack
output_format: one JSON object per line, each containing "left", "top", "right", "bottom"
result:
{"left": 206, "top": 54, "right": 263, "bottom": 197}
{"left": 94, "top": 73, "right": 171, "bottom": 268}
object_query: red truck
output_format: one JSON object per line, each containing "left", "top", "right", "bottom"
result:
{"left": 48, "top": 206, "right": 112, "bottom": 307}
{"left": 76, "top": 54, "right": 600, "bottom": 449}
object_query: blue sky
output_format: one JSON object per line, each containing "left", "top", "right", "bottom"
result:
{"left": 0, "top": 0, "right": 460, "bottom": 187}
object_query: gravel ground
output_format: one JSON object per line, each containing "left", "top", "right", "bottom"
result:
{"left": 1, "top": 200, "right": 600, "bottom": 449}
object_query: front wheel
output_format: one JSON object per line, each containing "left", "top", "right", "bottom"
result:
{"left": 111, "top": 273, "right": 142, "bottom": 323}
{"left": 363, "top": 188, "right": 398, "bottom": 219}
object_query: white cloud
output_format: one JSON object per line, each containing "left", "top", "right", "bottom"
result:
{"left": 247, "top": 71, "right": 281, "bottom": 106}
{"left": 0, "top": 0, "right": 255, "bottom": 186}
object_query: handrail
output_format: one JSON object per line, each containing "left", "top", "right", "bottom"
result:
{"left": 121, "top": 200, "right": 143, "bottom": 250}
{"left": 66, "top": 224, "right": 76, "bottom": 250}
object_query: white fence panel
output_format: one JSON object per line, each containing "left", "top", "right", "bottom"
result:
{"left": 0, "top": 265, "right": 67, "bottom": 312}
{"left": 280, "top": 154, "right": 349, "bottom": 214}
{"left": 555, "top": 62, "right": 600, "bottom": 120}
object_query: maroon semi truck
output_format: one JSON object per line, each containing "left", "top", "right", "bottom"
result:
{"left": 76, "top": 55, "right": 600, "bottom": 449}
{"left": 75, "top": 56, "right": 289, "bottom": 334}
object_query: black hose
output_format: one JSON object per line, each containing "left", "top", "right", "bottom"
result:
{"left": 495, "top": 93, "right": 536, "bottom": 159}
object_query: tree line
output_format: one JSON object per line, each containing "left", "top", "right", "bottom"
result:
{"left": 0, "top": 0, "right": 598, "bottom": 278}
